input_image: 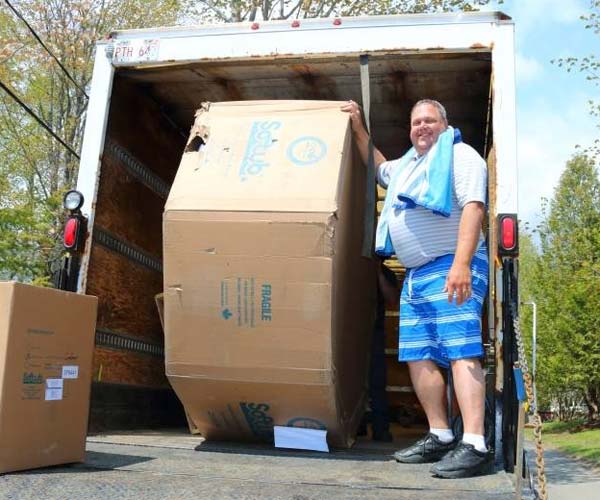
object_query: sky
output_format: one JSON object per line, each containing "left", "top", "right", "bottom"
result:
{"left": 482, "top": 0, "right": 600, "bottom": 229}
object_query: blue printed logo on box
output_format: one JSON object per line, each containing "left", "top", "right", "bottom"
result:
{"left": 240, "top": 402, "right": 274, "bottom": 440}
{"left": 286, "top": 417, "right": 327, "bottom": 430}
{"left": 239, "top": 121, "right": 282, "bottom": 181}
{"left": 286, "top": 136, "right": 327, "bottom": 166}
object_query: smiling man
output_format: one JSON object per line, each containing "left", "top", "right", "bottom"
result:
{"left": 341, "top": 99, "right": 491, "bottom": 478}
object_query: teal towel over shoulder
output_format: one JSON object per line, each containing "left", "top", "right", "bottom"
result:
{"left": 375, "top": 127, "right": 462, "bottom": 257}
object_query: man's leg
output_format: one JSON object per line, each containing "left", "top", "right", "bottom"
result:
{"left": 431, "top": 357, "right": 492, "bottom": 478}
{"left": 395, "top": 257, "right": 459, "bottom": 463}
{"left": 393, "top": 360, "right": 456, "bottom": 463}
{"left": 451, "top": 358, "right": 485, "bottom": 436}
{"left": 429, "top": 243, "right": 493, "bottom": 475}
{"left": 408, "top": 360, "right": 448, "bottom": 429}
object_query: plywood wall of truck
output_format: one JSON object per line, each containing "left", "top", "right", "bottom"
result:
{"left": 86, "top": 76, "right": 186, "bottom": 430}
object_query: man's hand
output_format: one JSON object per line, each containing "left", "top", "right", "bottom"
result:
{"left": 340, "top": 100, "right": 367, "bottom": 136}
{"left": 445, "top": 201, "right": 485, "bottom": 306}
{"left": 444, "top": 262, "right": 472, "bottom": 306}
{"left": 340, "top": 100, "right": 387, "bottom": 168}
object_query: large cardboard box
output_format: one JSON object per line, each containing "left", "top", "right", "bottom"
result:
{"left": 163, "top": 101, "right": 376, "bottom": 447}
{"left": 0, "top": 282, "right": 98, "bottom": 473}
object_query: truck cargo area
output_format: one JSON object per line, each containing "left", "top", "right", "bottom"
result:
{"left": 3, "top": 428, "right": 517, "bottom": 499}
{"left": 86, "top": 48, "right": 493, "bottom": 437}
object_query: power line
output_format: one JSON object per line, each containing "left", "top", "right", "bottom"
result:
{"left": 0, "top": 79, "right": 80, "bottom": 159}
{"left": 3, "top": 0, "right": 89, "bottom": 100}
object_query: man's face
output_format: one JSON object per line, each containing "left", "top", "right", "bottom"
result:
{"left": 409, "top": 103, "right": 448, "bottom": 156}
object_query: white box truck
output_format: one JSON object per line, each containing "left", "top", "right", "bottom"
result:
{"left": 53, "top": 11, "right": 524, "bottom": 496}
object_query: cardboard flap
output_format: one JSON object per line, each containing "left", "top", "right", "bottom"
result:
{"left": 165, "top": 101, "right": 351, "bottom": 213}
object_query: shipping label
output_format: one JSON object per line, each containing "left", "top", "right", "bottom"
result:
{"left": 21, "top": 341, "right": 77, "bottom": 400}
{"left": 45, "top": 388, "right": 63, "bottom": 401}
{"left": 62, "top": 365, "right": 79, "bottom": 379}
{"left": 46, "top": 378, "right": 63, "bottom": 389}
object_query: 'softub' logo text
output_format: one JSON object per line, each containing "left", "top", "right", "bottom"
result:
{"left": 239, "top": 121, "right": 281, "bottom": 181}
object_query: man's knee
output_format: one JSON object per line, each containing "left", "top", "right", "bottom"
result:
{"left": 408, "top": 360, "right": 446, "bottom": 381}
{"left": 408, "top": 359, "right": 442, "bottom": 371}
{"left": 450, "top": 357, "right": 483, "bottom": 371}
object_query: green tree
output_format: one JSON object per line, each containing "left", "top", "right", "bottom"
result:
{"left": 530, "top": 154, "right": 600, "bottom": 422}
{"left": 552, "top": 0, "right": 600, "bottom": 159}
{"left": 0, "top": 0, "right": 186, "bottom": 282}
{"left": 516, "top": 231, "right": 542, "bottom": 398}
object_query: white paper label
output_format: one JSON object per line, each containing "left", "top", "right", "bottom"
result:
{"left": 62, "top": 365, "right": 79, "bottom": 379}
{"left": 46, "top": 378, "right": 64, "bottom": 389}
{"left": 113, "top": 39, "right": 160, "bottom": 64}
{"left": 274, "top": 426, "right": 329, "bottom": 452}
{"left": 45, "top": 388, "right": 63, "bottom": 401}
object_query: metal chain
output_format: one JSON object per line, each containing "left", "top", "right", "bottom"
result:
{"left": 513, "top": 306, "right": 548, "bottom": 500}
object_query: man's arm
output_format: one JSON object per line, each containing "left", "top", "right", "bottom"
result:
{"left": 340, "top": 101, "right": 387, "bottom": 169}
{"left": 444, "top": 201, "right": 485, "bottom": 306}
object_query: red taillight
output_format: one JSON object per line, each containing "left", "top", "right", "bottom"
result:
{"left": 501, "top": 217, "right": 515, "bottom": 250}
{"left": 498, "top": 214, "right": 518, "bottom": 256}
{"left": 64, "top": 217, "right": 79, "bottom": 249}
{"left": 291, "top": 20, "right": 300, "bottom": 28}
{"left": 251, "top": 22, "right": 259, "bottom": 30}
{"left": 333, "top": 18, "right": 342, "bottom": 26}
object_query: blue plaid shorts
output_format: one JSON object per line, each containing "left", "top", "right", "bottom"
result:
{"left": 398, "top": 243, "right": 488, "bottom": 368}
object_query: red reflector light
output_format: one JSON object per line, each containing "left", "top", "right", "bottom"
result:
{"left": 291, "top": 20, "right": 300, "bottom": 28}
{"left": 64, "top": 218, "right": 79, "bottom": 248}
{"left": 501, "top": 217, "right": 515, "bottom": 250}
{"left": 333, "top": 18, "right": 342, "bottom": 26}
{"left": 251, "top": 22, "right": 259, "bottom": 30}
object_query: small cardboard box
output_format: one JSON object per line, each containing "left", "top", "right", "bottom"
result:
{"left": 0, "top": 282, "right": 98, "bottom": 473}
{"left": 163, "top": 101, "right": 377, "bottom": 447}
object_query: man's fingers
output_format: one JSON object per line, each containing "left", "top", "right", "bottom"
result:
{"left": 457, "top": 289, "right": 472, "bottom": 306}
{"left": 445, "top": 283, "right": 471, "bottom": 305}
{"left": 341, "top": 101, "right": 360, "bottom": 114}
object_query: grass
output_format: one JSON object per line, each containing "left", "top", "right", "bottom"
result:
{"left": 526, "top": 418, "right": 600, "bottom": 467}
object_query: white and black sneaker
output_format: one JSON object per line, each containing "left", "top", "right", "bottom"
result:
{"left": 430, "top": 441, "right": 493, "bottom": 478}
{"left": 393, "top": 433, "right": 456, "bottom": 464}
